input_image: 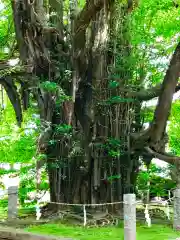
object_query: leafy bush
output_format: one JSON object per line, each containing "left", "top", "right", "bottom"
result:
{"left": 0, "top": 198, "right": 8, "bottom": 208}
{"left": 137, "top": 163, "right": 175, "bottom": 199}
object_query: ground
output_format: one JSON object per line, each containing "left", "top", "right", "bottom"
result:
{"left": 26, "top": 223, "right": 180, "bottom": 240}
{"left": 0, "top": 203, "right": 179, "bottom": 239}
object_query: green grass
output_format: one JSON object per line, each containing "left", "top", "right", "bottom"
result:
{"left": 26, "top": 223, "right": 180, "bottom": 240}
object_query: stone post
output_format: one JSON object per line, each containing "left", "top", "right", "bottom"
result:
{"left": 173, "top": 188, "right": 180, "bottom": 230}
{"left": 123, "top": 194, "right": 136, "bottom": 240}
{"left": 8, "top": 186, "right": 18, "bottom": 219}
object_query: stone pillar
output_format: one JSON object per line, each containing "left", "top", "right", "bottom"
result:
{"left": 8, "top": 186, "right": 18, "bottom": 219}
{"left": 123, "top": 194, "right": 136, "bottom": 240}
{"left": 173, "top": 188, "right": 180, "bottom": 230}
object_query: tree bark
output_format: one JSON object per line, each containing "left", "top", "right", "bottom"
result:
{"left": 149, "top": 42, "right": 180, "bottom": 145}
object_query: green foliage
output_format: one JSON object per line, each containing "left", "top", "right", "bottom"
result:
{"left": 107, "top": 175, "right": 121, "bottom": 182}
{"left": 19, "top": 165, "right": 49, "bottom": 205}
{"left": 102, "top": 96, "right": 135, "bottom": 105}
{"left": 0, "top": 131, "right": 37, "bottom": 164}
{"left": 0, "top": 96, "right": 41, "bottom": 205}
{"left": 0, "top": 198, "right": 8, "bottom": 208}
{"left": 131, "top": 0, "right": 179, "bottom": 43}
{"left": 150, "top": 175, "right": 175, "bottom": 197}
{"left": 141, "top": 106, "right": 155, "bottom": 123}
{"left": 137, "top": 163, "right": 175, "bottom": 198}
{"left": 0, "top": 1, "right": 15, "bottom": 60}
{"left": 169, "top": 100, "right": 180, "bottom": 156}
{"left": 108, "top": 80, "right": 119, "bottom": 89}
{"left": 0, "top": 93, "right": 50, "bottom": 206}
{"left": 94, "top": 138, "right": 122, "bottom": 158}
{"left": 55, "top": 124, "right": 72, "bottom": 134}
{"left": 41, "top": 81, "right": 58, "bottom": 92}
{"left": 56, "top": 94, "right": 71, "bottom": 106}
{"left": 104, "top": 138, "right": 121, "bottom": 158}
{"left": 130, "top": 0, "right": 179, "bottom": 88}
{"left": 0, "top": 100, "right": 38, "bottom": 164}
{"left": 19, "top": 175, "right": 36, "bottom": 205}
{"left": 37, "top": 153, "right": 47, "bottom": 161}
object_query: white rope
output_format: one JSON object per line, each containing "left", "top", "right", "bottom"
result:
{"left": 39, "top": 200, "right": 124, "bottom": 207}
{"left": 38, "top": 199, "right": 172, "bottom": 207}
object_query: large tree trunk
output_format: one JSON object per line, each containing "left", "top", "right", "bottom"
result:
{"left": 46, "top": 0, "right": 140, "bottom": 204}
{"left": 13, "top": 0, "right": 139, "bottom": 205}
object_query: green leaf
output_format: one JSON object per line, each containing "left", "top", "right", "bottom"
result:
{"left": 108, "top": 80, "right": 119, "bottom": 89}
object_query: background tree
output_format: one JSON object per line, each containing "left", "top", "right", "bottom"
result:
{"left": 168, "top": 101, "right": 180, "bottom": 187}
{"left": 137, "top": 163, "right": 175, "bottom": 201}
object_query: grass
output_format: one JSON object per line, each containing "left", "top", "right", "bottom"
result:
{"left": 0, "top": 204, "right": 178, "bottom": 239}
{"left": 26, "top": 223, "right": 180, "bottom": 240}
{"left": 0, "top": 205, "right": 36, "bottom": 220}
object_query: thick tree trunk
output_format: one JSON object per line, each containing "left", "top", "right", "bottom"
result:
{"left": 11, "top": 0, "right": 145, "bottom": 206}
{"left": 41, "top": 0, "right": 140, "bottom": 205}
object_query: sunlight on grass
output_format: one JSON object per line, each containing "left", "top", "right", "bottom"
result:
{"left": 26, "top": 223, "right": 180, "bottom": 240}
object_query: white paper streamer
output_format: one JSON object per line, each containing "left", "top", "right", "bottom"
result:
{"left": 36, "top": 203, "right": 41, "bottom": 220}
{"left": 144, "top": 204, "right": 151, "bottom": 227}
{"left": 83, "top": 205, "right": 87, "bottom": 226}
{"left": 164, "top": 201, "right": 170, "bottom": 220}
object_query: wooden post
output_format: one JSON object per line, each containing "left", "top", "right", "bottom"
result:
{"left": 8, "top": 186, "right": 18, "bottom": 220}
{"left": 173, "top": 188, "right": 180, "bottom": 230}
{"left": 123, "top": 194, "right": 136, "bottom": 240}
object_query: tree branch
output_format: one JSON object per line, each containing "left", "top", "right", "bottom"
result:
{"left": 144, "top": 146, "right": 180, "bottom": 165}
{"left": 0, "top": 60, "right": 11, "bottom": 70}
{"left": 101, "top": 81, "right": 180, "bottom": 103}
{"left": 131, "top": 43, "right": 180, "bottom": 156}
{"left": 74, "top": 0, "right": 107, "bottom": 34}
{"left": 74, "top": 0, "right": 113, "bottom": 50}
{"left": 149, "top": 42, "right": 180, "bottom": 143}
{"left": 135, "top": 82, "right": 180, "bottom": 101}
{"left": 11, "top": 0, "right": 27, "bottom": 62}
{"left": 0, "top": 76, "right": 22, "bottom": 126}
